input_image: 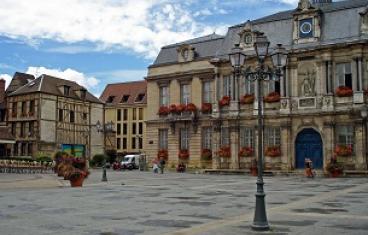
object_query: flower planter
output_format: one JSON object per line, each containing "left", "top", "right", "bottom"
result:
{"left": 264, "top": 92, "right": 280, "bottom": 103}
{"left": 219, "top": 96, "right": 230, "bottom": 107}
{"left": 201, "top": 103, "right": 212, "bottom": 113}
{"left": 329, "top": 168, "right": 343, "bottom": 178}
{"left": 265, "top": 146, "right": 281, "bottom": 157}
{"left": 335, "top": 86, "right": 353, "bottom": 97}
{"left": 70, "top": 175, "right": 85, "bottom": 187}
{"left": 157, "top": 150, "right": 168, "bottom": 160}
{"left": 218, "top": 146, "right": 231, "bottom": 158}
{"left": 186, "top": 103, "right": 197, "bottom": 113}
{"left": 178, "top": 150, "right": 190, "bottom": 160}
{"left": 158, "top": 106, "right": 169, "bottom": 116}
{"left": 240, "top": 94, "right": 255, "bottom": 105}
{"left": 239, "top": 147, "right": 254, "bottom": 157}
{"left": 334, "top": 145, "right": 353, "bottom": 157}
{"left": 201, "top": 149, "right": 212, "bottom": 160}
{"left": 250, "top": 167, "right": 258, "bottom": 176}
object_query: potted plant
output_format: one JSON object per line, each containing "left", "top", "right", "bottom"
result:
{"left": 334, "top": 145, "right": 353, "bottom": 157}
{"left": 201, "top": 103, "right": 212, "bottom": 113}
{"left": 68, "top": 157, "right": 89, "bottom": 187}
{"left": 218, "top": 146, "right": 231, "bottom": 158}
{"left": 178, "top": 149, "right": 190, "bottom": 160}
{"left": 201, "top": 148, "right": 212, "bottom": 160}
{"left": 218, "top": 96, "right": 230, "bottom": 107}
{"left": 157, "top": 149, "right": 168, "bottom": 160}
{"left": 158, "top": 106, "right": 170, "bottom": 116}
{"left": 326, "top": 157, "right": 343, "bottom": 177}
{"left": 264, "top": 92, "right": 280, "bottom": 103}
{"left": 169, "top": 104, "right": 178, "bottom": 114}
{"left": 336, "top": 86, "right": 353, "bottom": 97}
{"left": 265, "top": 146, "right": 281, "bottom": 157}
{"left": 238, "top": 146, "right": 254, "bottom": 157}
{"left": 250, "top": 158, "right": 258, "bottom": 176}
{"left": 177, "top": 104, "right": 187, "bottom": 113}
{"left": 240, "top": 94, "right": 255, "bottom": 104}
{"left": 186, "top": 103, "right": 197, "bottom": 113}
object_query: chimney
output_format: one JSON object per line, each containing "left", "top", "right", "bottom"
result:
{"left": 0, "top": 79, "right": 5, "bottom": 104}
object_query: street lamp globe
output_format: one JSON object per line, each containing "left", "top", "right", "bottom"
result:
{"left": 254, "top": 33, "right": 270, "bottom": 61}
{"left": 271, "top": 44, "right": 288, "bottom": 68}
{"left": 229, "top": 44, "right": 246, "bottom": 69}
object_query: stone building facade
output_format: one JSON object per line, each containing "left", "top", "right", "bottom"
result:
{"left": 6, "top": 73, "right": 104, "bottom": 159}
{"left": 100, "top": 81, "right": 147, "bottom": 157}
{"left": 145, "top": 0, "right": 368, "bottom": 172}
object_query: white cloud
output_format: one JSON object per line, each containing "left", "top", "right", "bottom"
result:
{"left": 25, "top": 67, "right": 99, "bottom": 89}
{"left": 0, "top": 0, "right": 228, "bottom": 59}
{"left": 0, "top": 74, "right": 12, "bottom": 88}
{"left": 93, "top": 69, "right": 147, "bottom": 83}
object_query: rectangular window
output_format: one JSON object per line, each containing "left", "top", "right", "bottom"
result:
{"left": 21, "top": 101, "right": 27, "bottom": 116}
{"left": 132, "top": 108, "right": 136, "bottom": 120}
{"left": 29, "top": 122, "right": 34, "bottom": 137}
{"left": 265, "top": 127, "right": 281, "bottom": 146}
{"left": 132, "top": 137, "right": 136, "bottom": 149}
{"left": 202, "top": 81, "right": 212, "bottom": 103}
{"left": 14, "top": 143, "right": 18, "bottom": 156}
{"left": 336, "top": 63, "right": 352, "bottom": 89}
{"left": 12, "top": 102, "right": 17, "bottom": 116}
{"left": 138, "top": 137, "right": 143, "bottom": 149}
{"left": 243, "top": 79, "right": 255, "bottom": 95}
{"left": 132, "top": 123, "right": 136, "bottom": 135}
{"left": 21, "top": 143, "right": 26, "bottom": 156}
{"left": 58, "top": 109, "right": 63, "bottom": 122}
{"left": 121, "top": 95, "right": 130, "bottom": 103}
{"left": 64, "top": 86, "right": 70, "bottom": 96}
{"left": 202, "top": 127, "right": 212, "bottom": 149}
{"left": 336, "top": 125, "right": 354, "bottom": 150}
{"left": 180, "top": 84, "right": 191, "bottom": 104}
{"left": 159, "top": 129, "right": 168, "bottom": 150}
{"left": 82, "top": 113, "right": 87, "bottom": 121}
{"left": 123, "top": 109, "right": 128, "bottom": 121}
{"left": 180, "top": 128, "right": 189, "bottom": 150}
{"left": 20, "top": 123, "right": 25, "bottom": 137}
{"left": 221, "top": 127, "right": 230, "bottom": 146}
{"left": 223, "top": 75, "right": 232, "bottom": 97}
{"left": 122, "top": 138, "right": 127, "bottom": 149}
{"left": 159, "top": 86, "right": 169, "bottom": 106}
{"left": 123, "top": 123, "right": 127, "bottom": 135}
{"left": 138, "top": 122, "right": 143, "bottom": 135}
{"left": 135, "top": 93, "right": 145, "bottom": 102}
{"left": 11, "top": 123, "right": 16, "bottom": 136}
{"left": 139, "top": 108, "right": 143, "bottom": 120}
{"left": 117, "top": 123, "right": 121, "bottom": 135}
{"left": 29, "top": 100, "right": 35, "bottom": 115}
{"left": 263, "top": 80, "right": 280, "bottom": 95}
{"left": 117, "top": 138, "right": 121, "bottom": 149}
{"left": 28, "top": 143, "right": 33, "bottom": 156}
{"left": 70, "top": 111, "right": 75, "bottom": 123}
{"left": 240, "top": 127, "right": 254, "bottom": 147}
{"left": 117, "top": 109, "right": 121, "bottom": 121}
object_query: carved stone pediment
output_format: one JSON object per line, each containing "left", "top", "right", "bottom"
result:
{"left": 238, "top": 20, "right": 255, "bottom": 50}
{"left": 360, "top": 7, "right": 368, "bottom": 34}
{"left": 297, "top": 0, "right": 315, "bottom": 12}
{"left": 177, "top": 44, "right": 195, "bottom": 63}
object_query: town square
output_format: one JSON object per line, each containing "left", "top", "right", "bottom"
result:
{"left": 1, "top": 0, "right": 368, "bottom": 234}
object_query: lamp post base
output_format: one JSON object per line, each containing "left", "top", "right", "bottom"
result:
{"left": 251, "top": 181, "right": 269, "bottom": 231}
{"left": 101, "top": 167, "right": 108, "bottom": 182}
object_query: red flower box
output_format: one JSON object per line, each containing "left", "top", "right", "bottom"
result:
{"left": 240, "top": 94, "right": 255, "bottom": 104}
{"left": 11, "top": 112, "right": 17, "bottom": 118}
{"left": 169, "top": 104, "right": 178, "bottom": 114}
{"left": 218, "top": 146, "right": 231, "bottom": 158}
{"left": 219, "top": 96, "right": 230, "bottom": 107}
{"left": 336, "top": 86, "right": 353, "bottom": 97}
{"left": 264, "top": 92, "right": 280, "bottom": 103}
{"left": 239, "top": 146, "right": 254, "bottom": 157}
{"left": 334, "top": 145, "right": 353, "bottom": 156}
{"left": 186, "top": 103, "right": 197, "bottom": 112}
{"left": 157, "top": 149, "right": 168, "bottom": 160}
{"left": 177, "top": 104, "right": 187, "bottom": 113}
{"left": 28, "top": 112, "right": 34, "bottom": 117}
{"left": 201, "top": 103, "right": 212, "bottom": 113}
{"left": 201, "top": 148, "right": 212, "bottom": 160}
{"left": 158, "top": 106, "right": 170, "bottom": 116}
{"left": 265, "top": 146, "right": 281, "bottom": 157}
{"left": 178, "top": 149, "right": 190, "bottom": 159}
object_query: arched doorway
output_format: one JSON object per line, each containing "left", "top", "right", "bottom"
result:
{"left": 295, "top": 128, "right": 323, "bottom": 169}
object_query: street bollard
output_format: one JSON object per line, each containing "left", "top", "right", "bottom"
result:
{"left": 101, "top": 164, "right": 108, "bottom": 182}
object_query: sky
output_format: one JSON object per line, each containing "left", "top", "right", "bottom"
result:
{"left": 0, "top": 0, "right": 300, "bottom": 97}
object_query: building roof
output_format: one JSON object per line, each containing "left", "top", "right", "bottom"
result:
{"left": 152, "top": 33, "right": 225, "bottom": 66}
{"left": 0, "top": 126, "right": 15, "bottom": 143}
{"left": 8, "top": 74, "right": 102, "bottom": 104}
{"left": 152, "top": 0, "right": 368, "bottom": 65}
{"left": 99, "top": 80, "right": 147, "bottom": 105}
{"left": 6, "top": 72, "right": 35, "bottom": 94}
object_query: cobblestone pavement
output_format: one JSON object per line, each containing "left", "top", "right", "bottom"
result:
{"left": 0, "top": 169, "right": 368, "bottom": 235}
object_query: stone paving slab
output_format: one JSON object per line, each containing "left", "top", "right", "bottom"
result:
{"left": 0, "top": 170, "right": 367, "bottom": 235}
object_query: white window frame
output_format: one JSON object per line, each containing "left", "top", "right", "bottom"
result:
{"left": 265, "top": 127, "right": 281, "bottom": 146}
{"left": 223, "top": 75, "right": 232, "bottom": 97}
{"left": 180, "top": 84, "right": 191, "bottom": 104}
{"left": 159, "top": 129, "right": 168, "bottom": 150}
{"left": 243, "top": 77, "right": 255, "bottom": 95}
{"left": 336, "top": 125, "right": 354, "bottom": 150}
{"left": 202, "top": 81, "right": 212, "bottom": 103}
{"left": 336, "top": 62, "right": 352, "bottom": 88}
{"left": 202, "top": 127, "right": 212, "bottom": 149}
{"left": 180, "top": 128, "right": 189, "bottom": 150}
{"left": 240, "top": 127, "right": 254, "bottom": 148}
{"left": 221, "top": 127, "right": 230, "bottom": 146}
{"left": 159, "top": 86, "right": 169, "bottom": 106}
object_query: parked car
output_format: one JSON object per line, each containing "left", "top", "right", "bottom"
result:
{"left": 121, "top": 155, "right": 140, "bottom": 170}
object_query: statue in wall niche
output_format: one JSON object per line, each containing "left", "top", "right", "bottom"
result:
{"left": 301, "top": 69, "right": 316, "bottom": 97}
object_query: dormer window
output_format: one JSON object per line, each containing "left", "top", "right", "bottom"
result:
{"left": 243, "top": 33, "right": 252, "bottom": 45}
{"left": 135, "top": 93, "right": 145, "bottom": 102}
{"left": 177, "top": 45, "right": 194, "bottom": 62}
{"left": 107, "top": 96, "right": 115, "bottom": 103}
{"left": 121, "top": 95, "right": 130, "bottom": 103}
{"left": 64, "top": 86, "right": 70, "bottom": 96}
{"left": 80, "top": 89, "right": 86, "bottom": 100}
{"left": 182, "top": 49, "right": 189, "bottom": 61}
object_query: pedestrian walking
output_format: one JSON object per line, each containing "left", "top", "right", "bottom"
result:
{"left": 152, "top": 158, "right": 159, "bottom": 173}
{"left": 159, "top": 157, "right": 166, "bottom": 174}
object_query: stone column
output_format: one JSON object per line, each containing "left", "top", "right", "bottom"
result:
{"left": 353, "top": 57, "right": 364, "bottom": 103}
{"left": 230, "top": 121, "right": 239, "bottom": 169}
{"left": 280, "top": 121, "right": 291, "bottom": 171}
{"left": 212, "top": 121, "right": 221, "bottom": 169}
{"left": 323, "top": 121, "right": 335, "bottom": 170}
{"left": 352, "top": 59, "right": 358, "bottom": 92}
{"left": 358, "top": 57, "right": 363, "bottom": 91}
{"left": 355, "top": 121, "right": 366, "bottom": 170}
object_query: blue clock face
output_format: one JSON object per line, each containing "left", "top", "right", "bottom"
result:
{"left": 299, "top": 18, "right": 313, "bottom": 38}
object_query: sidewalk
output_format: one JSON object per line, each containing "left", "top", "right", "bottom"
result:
{"left": 0, "top": 173, "right": 64, "bottom": 189}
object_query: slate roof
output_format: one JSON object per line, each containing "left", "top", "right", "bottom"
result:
{"left": 99, "top": 81, "right": 147, "bottom": 105}
{"left": 6, "top": 72, "right": 35, "bottom": 94}
{"left": 8, "top": 74, "right": 102, "bottom": 104}
{"left": 152, "top": 33, "right": 225, "bottom": 66}
{"left": 152, "top": 0, "right": 368, "bottom": 65}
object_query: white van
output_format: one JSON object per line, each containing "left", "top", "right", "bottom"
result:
{"left": 120, "top": 155, "right": 140, "bottom": 170}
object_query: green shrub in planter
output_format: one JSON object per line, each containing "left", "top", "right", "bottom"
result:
{"left": 92, "top": 154, "right": 107, "bottom": 167}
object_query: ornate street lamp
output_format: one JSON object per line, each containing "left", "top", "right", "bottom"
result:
{"left": 229, "top": 32, "right": 288, "bottom": 231}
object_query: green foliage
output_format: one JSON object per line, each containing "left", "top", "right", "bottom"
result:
{"left": 54, "top": 151, "right": 68, "bottom": 161}
{"left": 91, "top": 154, "right": 107, "bottom": 167}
